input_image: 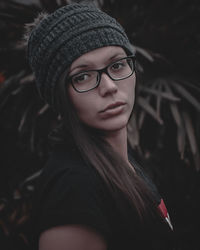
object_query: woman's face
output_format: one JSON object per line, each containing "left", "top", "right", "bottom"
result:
{"left": 67, "top": 46, "right": 136, "bottom": 133}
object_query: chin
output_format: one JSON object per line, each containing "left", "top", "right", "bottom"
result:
{"left": 82, "top": 112, "right": 131, "bottom": 133}
{"left": 94, "top": 117, "right": 129, "bottom": 132}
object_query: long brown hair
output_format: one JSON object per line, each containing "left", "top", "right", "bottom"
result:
{"left": 53, "top": 69, "right": 159, "bottom": 221}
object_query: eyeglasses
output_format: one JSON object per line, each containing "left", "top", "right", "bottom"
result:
{"left": 67, "top": 55, "right": 136, "bottom": 93}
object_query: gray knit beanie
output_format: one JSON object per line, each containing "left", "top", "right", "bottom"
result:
{"left": 27, "top": 3, "right": 135, "bottom": 107}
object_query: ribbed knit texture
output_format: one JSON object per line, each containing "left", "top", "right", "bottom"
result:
{"left": 27, "top": 3, "right": 135, "bottom": 107}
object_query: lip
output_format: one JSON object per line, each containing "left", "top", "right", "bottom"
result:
{"left": 100, "top": 101, "right": 126, "bottom": 113}
{"left": 99, "top": 102, "right": 126, "bottom": 119}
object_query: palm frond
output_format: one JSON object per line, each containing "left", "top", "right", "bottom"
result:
{"left": 137, "top": 96, "right": 164, "bottom": 125}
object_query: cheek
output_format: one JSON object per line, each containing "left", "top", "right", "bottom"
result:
{"left": 124, "top": 75, "right": 136, "bottom": 106}
{"left": 68, "top": 86, "right": 85, "bottom": 116}
{"left": 68, "top": 85, "right": 97, "bottom": 121}
{"left": 131, "top": 80, "right": 136, "bottom": 103}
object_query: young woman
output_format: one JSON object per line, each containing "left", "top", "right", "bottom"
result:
{"left": 27, "top": 3, "right": 175, "bottom": 250}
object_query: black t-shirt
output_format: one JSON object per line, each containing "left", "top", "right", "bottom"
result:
{"left": 31, "top": 144, "right": 175, "bottom": 250}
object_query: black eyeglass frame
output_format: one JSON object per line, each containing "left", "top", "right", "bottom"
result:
{"left": 66, "top": 55, "right": 136, "bottom": 93}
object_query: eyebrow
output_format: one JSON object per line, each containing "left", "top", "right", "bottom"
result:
{"left": 69, "top": 52, "right": 126, "bottom": 74}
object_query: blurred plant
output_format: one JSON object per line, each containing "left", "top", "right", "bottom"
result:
{"left": 128, "top": 46, "right": 200, "bottom": 171}
{"left": 0, "top": 0, "right": 200, "bottom": 249}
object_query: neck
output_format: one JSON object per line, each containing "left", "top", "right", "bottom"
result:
{"left": 104, "top": 127, "right": 129, "bottom": 162}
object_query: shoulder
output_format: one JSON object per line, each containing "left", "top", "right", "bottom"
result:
{"left": 39, "top": 225, "right": 107, "bottom": 250}
{"left": 37, "top": 144, "right": 95, "bottom": 191}
{"left": 32, "top": 144, "right": 111, "bottom": 244}
{"left": 42, "top": 144, "right": 87, "bottom": 174}
{"left": 34, "top": 144, "right": 104, "bottom": 209}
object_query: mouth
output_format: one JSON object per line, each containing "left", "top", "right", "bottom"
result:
{"left": 100, "top": 101, "right": 126, "bottom": 113}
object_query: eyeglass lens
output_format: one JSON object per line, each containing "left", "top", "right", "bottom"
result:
{"left": 71, "top": 57, "right": 134, "bottom": 92}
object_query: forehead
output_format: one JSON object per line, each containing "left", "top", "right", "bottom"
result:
{"left": 70, "top": 46, "right": 126, "bottom": 71}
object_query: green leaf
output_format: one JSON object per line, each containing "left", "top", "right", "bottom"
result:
{"left": 170, "top": 103, "right": 182, "bottom": 127}
{"left": 37, "top": 104, "right": 49, "bottom": 116}
{"left": 171, "top": 104, "right": 186, "bottom": 158}
{"left": 166, "top": 82, "right": 186, "bottom": 158}
{"left": 173, "top": 82, "right": 200, "bottom": 112}
{"left": 182, "top": 111, "right": 197, "bottom": 157}
{"left": 138, "top": 96, "right": 163, "bottom": 125}
{"left": 156, "top": 82, "right": 162, "bottom": 118}
{"left": 139, "top": 85, "right": 180, "bottom": 101}
{"left": 134, "top": 45, "right": 154, "bottom": 62}
{"left": 138, "top": 110, "right": 146, "bottom": 129}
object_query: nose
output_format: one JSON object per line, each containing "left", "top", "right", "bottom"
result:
{"left": 98, "top": 72, "right": 118, "bottom": 96}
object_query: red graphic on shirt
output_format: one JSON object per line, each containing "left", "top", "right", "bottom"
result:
{"left": 158, "top": 199, "right": 173, "bottom": 230}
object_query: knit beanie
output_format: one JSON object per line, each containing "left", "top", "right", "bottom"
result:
{"left": 27, "top": 3, "right": 135, "bottom": 108}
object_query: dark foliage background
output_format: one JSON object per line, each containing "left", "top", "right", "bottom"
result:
{"left": 0, "top": 0, "right": 200, "bottom": 249}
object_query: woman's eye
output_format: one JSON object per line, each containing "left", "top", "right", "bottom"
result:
{"left": 73, "top": 73, "right": 89, "bottom": 83}
{"left": 111, "top": 61, "right": 126, "bottom": 71}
